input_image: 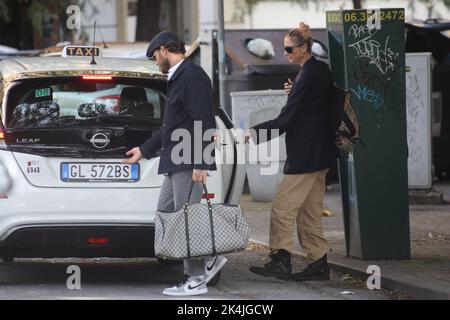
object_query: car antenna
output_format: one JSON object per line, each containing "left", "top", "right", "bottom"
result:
{"left": 90, "top": 21, "right": 97, "bottom": 65}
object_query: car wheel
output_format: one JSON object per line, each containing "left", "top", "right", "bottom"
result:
{"left": 207, "top": 270, "right": 221, "bottom": 287}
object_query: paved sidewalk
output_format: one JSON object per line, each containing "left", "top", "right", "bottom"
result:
{"left": 241, "top": 181, "right": 450, "bottom": 300}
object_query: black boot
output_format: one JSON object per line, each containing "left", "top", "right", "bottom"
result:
{"left": 249, "top": 249, "right": 292, "bottom": 278}
{"left": 290, "top": 254, "right": 330, "bottom": 281}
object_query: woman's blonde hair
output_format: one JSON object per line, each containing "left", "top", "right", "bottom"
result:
{"left": 286, "top": 22, "right": 313, "bottom": 52}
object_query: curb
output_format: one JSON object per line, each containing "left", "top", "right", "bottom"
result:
{"left": 409, "top": 188, "right": 448, "bottom": 205}
{"left": 249, "top": 239, "right": 450, "bottom": 300}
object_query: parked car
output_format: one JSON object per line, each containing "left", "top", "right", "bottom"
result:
{"left": 0, "top": 46, "right": 246, "bottom": 263}
{"left": 37, "top": 42, "right": 150, "bottom": 59}
{"left": 1, "top": 44, "right": 39, "bottom": 62}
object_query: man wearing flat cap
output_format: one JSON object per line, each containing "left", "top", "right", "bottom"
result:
{"left": 123, "top": 31, "right": 226, "bottom": 296}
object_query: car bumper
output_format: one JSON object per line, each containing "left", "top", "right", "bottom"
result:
{"left": 0, "top": 224, "right": 156, "bottom": 258}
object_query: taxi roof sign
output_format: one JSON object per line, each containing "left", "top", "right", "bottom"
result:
{"left": 62, "top": 46, "right": 102, "bottom": 58}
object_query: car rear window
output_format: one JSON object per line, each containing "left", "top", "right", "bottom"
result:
{"left": 5, "top": 77, "right": 166, "bottom": 129}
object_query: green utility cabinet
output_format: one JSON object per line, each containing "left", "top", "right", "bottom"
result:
{"left": 326, "top": 9, "right": 411, "bottom": 260}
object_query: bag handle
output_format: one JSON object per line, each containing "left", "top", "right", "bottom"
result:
{"left": 185, "top": 181, "right": 212, "bottom": 210}
{"left": 183, "top": 181, "right": 217, "bottom": 257}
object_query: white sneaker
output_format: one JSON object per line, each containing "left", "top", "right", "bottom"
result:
{"left": 205, "top": 256, "right": 227, "bottom": 283}
{"left": 162, "top": 275, "right": 208, "bottom": 296}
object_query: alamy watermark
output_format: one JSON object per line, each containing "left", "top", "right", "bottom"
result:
{"left": 169, "top": 122, "right": 283, "bottom": 176}
{"left": 66, "top": 265, "right": 82, "bottom": 290}
{"left": 366, "top": 265, "right": 381, "bottom": 290}
{"left": 366, "top": 6, "right": 381, "bottom": 31}
{"left": 66, "top": 5, "right": 81, "bottom": 31}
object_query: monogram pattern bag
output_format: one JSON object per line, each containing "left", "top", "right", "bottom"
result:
{"left": 154, "top": 183, "right": 250, "bottom": 260}
{"left": 330, "top": 83, "right": 361, "bottom": 158}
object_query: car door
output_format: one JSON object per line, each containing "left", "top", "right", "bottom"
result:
{"left": 206, "top": 107, "right": 246, "bottom": 205}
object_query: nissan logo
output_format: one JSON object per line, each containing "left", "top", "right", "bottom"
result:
{"left": 90, "top": 132, "right": 110, "bottom": 149}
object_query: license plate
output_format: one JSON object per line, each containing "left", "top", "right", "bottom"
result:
{"left": 61, "top": 163, "right": 139, "bottom": 182}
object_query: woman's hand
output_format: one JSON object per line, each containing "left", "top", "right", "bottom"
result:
{"left": 244, "top": 129, "right": 252, "bottom": 144}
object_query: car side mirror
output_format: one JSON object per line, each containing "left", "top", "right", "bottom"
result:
{"left": 0, "top": 161, "right": 12, "bottom": 193}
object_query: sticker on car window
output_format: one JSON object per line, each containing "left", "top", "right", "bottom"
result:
{"left": 35, "top": 88, "right": 52, "bottom": 98}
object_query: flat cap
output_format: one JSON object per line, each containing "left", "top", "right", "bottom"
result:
{"left": 146, "top": 31, "right": 183, "bottom": 58}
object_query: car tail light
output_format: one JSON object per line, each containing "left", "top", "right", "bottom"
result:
{"left": 82, "top": 75, "right": 113, "bottom": 81}
{"left": 0, "top": 123, "right": 6, "bottom": 150}
{"left": 202, "top": 193, "right": 215, "bottom": 200}
{"left": 0, "top": 120, "right": 4, "bottom": 140}
{"left": 0, "top": 194, "right": 8, "bottom": 199}
{"left": 86, "top": 237, "right": 110, "bottom": 245}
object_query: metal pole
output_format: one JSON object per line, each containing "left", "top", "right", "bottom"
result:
{"left": 217, "top": 0, "right": 226, "bottom": 109}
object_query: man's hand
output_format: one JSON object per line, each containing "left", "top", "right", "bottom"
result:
{"left": 244, "top": 129, "right": 252, "bottom": 144}
{"left": 122, "top": 147, "right": 143, "bottom": 164}
{"left": 192, "top": 169, "right": 208, "bottom": 184}
{"left": 284, "top": 78, "right": 293, "bottom": 95}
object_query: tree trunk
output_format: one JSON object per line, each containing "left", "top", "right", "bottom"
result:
{"left": 136, "top": 0, "right": 162, "bottom": 41}
{"left": 353, "top": 0, "right": 362, "bottom": 9}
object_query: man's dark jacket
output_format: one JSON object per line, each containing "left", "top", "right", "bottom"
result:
{"left": 252, "top": 56, "right": 337, "bottom": 174}
{"left": 140, "top": 59, "right": 217, "bottom": 174}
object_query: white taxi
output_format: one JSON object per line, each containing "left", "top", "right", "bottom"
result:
{"left": 0, "top": 47, "right": 245, "bottom": 262}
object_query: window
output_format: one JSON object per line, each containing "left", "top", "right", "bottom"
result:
{"left": 6, "top": 77, "right": 166, "bottom": 129}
